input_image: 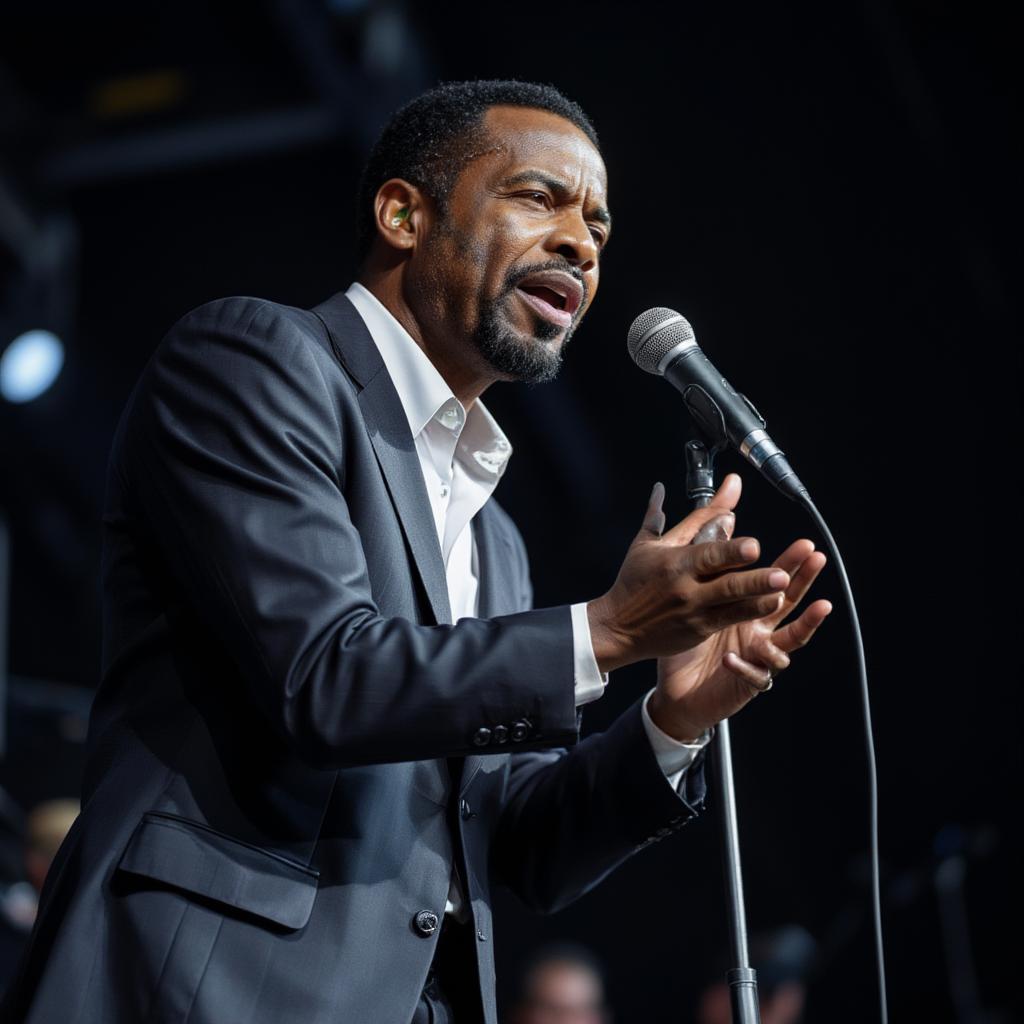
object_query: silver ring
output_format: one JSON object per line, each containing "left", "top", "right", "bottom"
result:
{"left": 746, "top": 672, "right": 774, "bottom": 695}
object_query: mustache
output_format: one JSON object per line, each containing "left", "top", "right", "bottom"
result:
{"left": 501, "top": 259, "right": 588, "bottom": 312}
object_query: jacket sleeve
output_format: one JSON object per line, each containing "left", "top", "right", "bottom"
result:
{"left": 490, "top": 518, "right": 708, "bottom": 914}
{"left": 118, "top": 297, "right": 579, "bottom": 768}
{"left": 491, "top": 703, "right": 707, "bottom": 913}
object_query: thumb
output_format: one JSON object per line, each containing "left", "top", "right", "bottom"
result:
{"left": 663, "top": 473, "right": 742, "bottom": 545}
{"left": 638, "top": 481, "right": 667, "bottom": 538}
{"left": 692, "top": 513, "right": 736, "bottom": 545}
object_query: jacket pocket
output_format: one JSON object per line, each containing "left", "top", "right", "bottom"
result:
{"left": 116, "top": 811, "right": 319, "bottom": 930}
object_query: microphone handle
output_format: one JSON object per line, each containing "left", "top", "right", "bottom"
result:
{"left": 669, "top": 352, "right": 807, "bottom": 501}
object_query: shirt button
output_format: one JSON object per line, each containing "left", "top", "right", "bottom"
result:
{"left": 438, "top": 403, "right": 463, "bottom": 431}
{"left": 510, "top": 720, "right": 531, "bottom": 742}
{"left": 413, "top": 910, "right": 439, "bottom": 936}
{"left": 460, "top": 798, "right": 475, "bottom": 820}
{"left": 439, "top": 483, "right": 450, "bottom": 498}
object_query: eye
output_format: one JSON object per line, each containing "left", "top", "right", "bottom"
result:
{"left": 518, "top": 190, "right": 551, "bottom": 208}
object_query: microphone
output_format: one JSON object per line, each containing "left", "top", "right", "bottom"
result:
{"left": 627, "top": 307, "right": 808, "bottom": 500}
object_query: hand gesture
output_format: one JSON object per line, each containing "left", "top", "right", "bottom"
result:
{"left": 647, "top": 479, "right": 832, "bottom": 741}
{"left": 587, "top": 474, "right": 799, "bottom": 671}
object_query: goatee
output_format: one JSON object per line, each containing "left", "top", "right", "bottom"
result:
{"left": 472, "top": 261, "right": 584, "bottom": 384}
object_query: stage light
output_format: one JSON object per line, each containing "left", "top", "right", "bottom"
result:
{"left": 0, "top": 329, "right": 65, "bottom": 403}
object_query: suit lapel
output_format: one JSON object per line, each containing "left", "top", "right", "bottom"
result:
{"left": 312, "top": 292, "right": 452, "bottom": 626}
{"left": 357, "top": 372, "right": 452, "bottom": 625}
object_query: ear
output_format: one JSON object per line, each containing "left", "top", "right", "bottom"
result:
{"left": 373, "top": 178, "right": 427, "bottom": 253}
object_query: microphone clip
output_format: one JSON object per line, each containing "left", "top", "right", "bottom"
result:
{"left": 685, "top": 437, "right": 721, "bottom": 508}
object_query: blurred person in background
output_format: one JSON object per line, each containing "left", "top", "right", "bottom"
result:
{"left": 695, "top": 926, "right": 816, "bottom": 1024}
{"left": 22, "top": 800, "right": 79, "bottom": 899}
{"left": 0, "top": 799, "right": 78, "bottom": 994}
{"left": 505, "top": 943, "right": 610, "bottom": 1024}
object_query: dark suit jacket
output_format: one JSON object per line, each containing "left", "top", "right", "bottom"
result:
{"left": 2, "top": 292, "right": 706, "bottom": 1024}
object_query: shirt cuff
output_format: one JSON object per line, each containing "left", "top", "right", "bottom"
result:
{"left": 570, "top": 602, "right": 608, "bottom": 707}
{"left": 641, "top": 688, "right": 712, "bottom": 791}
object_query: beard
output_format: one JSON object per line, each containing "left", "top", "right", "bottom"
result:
{"left": 472, "top": 259, "right": 583, "bottom": 384}
{"left": 421, "top": 220, "right": 585, "bottom": 384}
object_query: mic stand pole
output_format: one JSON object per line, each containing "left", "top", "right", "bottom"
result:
{"left": 685, "top": 439, "right": 760, "bottom": 1024}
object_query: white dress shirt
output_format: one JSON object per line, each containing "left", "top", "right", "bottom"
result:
{"left": 345, "top": 283, "right": 709, "bottom": 914}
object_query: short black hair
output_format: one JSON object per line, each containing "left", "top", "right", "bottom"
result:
{"left": 355, "top": 80, "right": 599, "bottom": 261}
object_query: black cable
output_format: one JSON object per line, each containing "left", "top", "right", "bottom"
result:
{"left": 798, "top": 492, "right": 888, "bottom": 1023}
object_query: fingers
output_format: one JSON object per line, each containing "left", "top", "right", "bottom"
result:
{"left": 692, "top": 512, "right": 736, "bottom": 545}
{"left": 700, "top": 592, "right": 786, "bottom": 633}
{"left": 662, "top": 473, "right": 743, "bottom": 545}
{"left": 722, "top": 651, "right": 777, "bottom": 695}
{"left": 772, "top": 538, "right": 816, "bottom": 576}
{"left": 722, "top": 625, "right": 793, "bottom": 695}
{"left": 700, "top": 563, "right": 789, "bottom": 605}
{"left": 701, "top": 471, "right": 742, "bottom": 513}
{"left": 638, "top": 481, "right": 667, "bottom": 538}
{"left": 761, "top": 540, "right": 827, "bottom": 624}
{"left": 781, "top": 550, "right": 827, "bottom": 608}
{"left": 687, "top": 536, "right": 760, "bottom": 578}
{"left": 773, "top": 599, "right": 833, "bottom": 653}
{"left": 745, "top": 629, "right": 792, "bottom": 675}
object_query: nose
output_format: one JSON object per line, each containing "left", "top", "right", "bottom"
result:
{"left": 546, "top": 209, "right": 599, "bottom": 274}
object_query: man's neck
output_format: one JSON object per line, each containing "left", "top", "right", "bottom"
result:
{"left": 356, "top": 271, "right": 493, "bottom": 409}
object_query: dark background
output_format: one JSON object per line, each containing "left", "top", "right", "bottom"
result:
{"left": 0, "top": 1, "right": 1020, "bottom": 1021}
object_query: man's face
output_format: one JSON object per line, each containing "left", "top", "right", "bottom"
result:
{"left": 514, "top": 961, "right": 607, "bottom": 1024}
{"left": 408, "top": 105, "right": 610, "bottom": 384}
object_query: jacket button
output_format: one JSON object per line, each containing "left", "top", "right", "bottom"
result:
{"left": 460, "top": 798, "right": 475, "bottom": 820}
{"left": 413, "top": 910, "right": 439, "bottom": 936}
{"left": 492, "top": 724, "right": 509, "bottom": 744}
{"left": 472, "top": 727, "right": 492, "bottom": 747}
{"left": 510, "top": 720, "right": 530, "bottom": 742}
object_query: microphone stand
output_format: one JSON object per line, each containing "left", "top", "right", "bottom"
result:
{"left": 685, "top": 439, "right": 760, "bottom": 1024}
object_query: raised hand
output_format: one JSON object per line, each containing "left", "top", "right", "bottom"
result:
{"left": 648, "top": 508, "right": 832, "bottom": 742}
{"left": 587, "top": 474, "right": 794, "bottom": 674}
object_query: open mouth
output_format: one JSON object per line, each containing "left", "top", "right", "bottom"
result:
{"left": 514, "top": 270, "right": 583, "bottom": 330}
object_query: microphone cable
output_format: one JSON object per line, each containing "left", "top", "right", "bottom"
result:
{"left": 798, "top": 491, "right": 888, "bottom": 1024}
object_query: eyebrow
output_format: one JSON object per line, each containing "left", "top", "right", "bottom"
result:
{"left": 498, "top": 170, "right": 612, "bottom": 228}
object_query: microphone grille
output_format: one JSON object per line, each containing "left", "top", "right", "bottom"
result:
{"left": 627, "top": 307, "right": 695, "bottom": 375}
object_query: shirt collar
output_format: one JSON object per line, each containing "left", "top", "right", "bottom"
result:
{"left": 345, "top": 282, "right": 512, "bottom": 474}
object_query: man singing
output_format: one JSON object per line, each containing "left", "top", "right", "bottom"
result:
{"left": 3, "top": 81, "right": 830, "bottom": 1024}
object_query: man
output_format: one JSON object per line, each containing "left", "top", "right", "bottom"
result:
{"left": 505, "top": 943, "right": 610, "bottom": 1024}
{"left": 2, "top": 81, "right": 830, "bottom": 1023}
{"left": 695, "top": 926, "right": 816, "bottom": 1024}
